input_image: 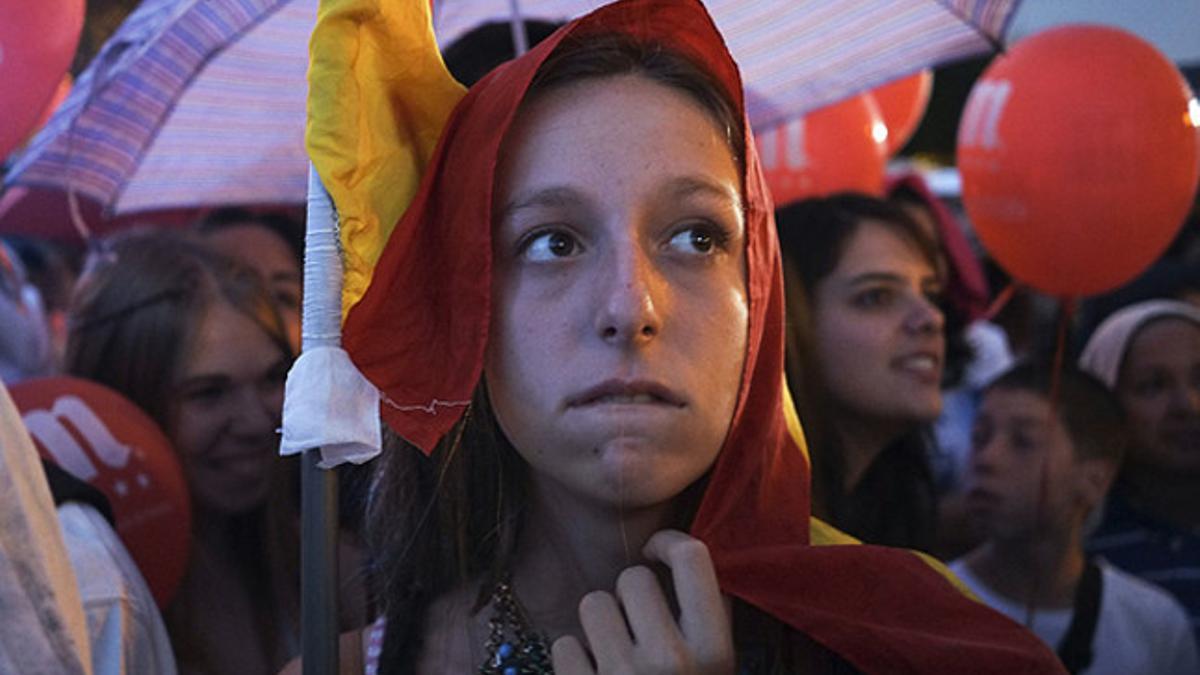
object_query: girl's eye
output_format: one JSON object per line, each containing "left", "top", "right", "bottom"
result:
{"left": 854, "top": 287, "right": 894, "bottom": 308}
{"left": 666, "top": 225, "right": 726, "bottom": 255}
{"left": 522, "top": 230, "right": 581, "bottom": 261}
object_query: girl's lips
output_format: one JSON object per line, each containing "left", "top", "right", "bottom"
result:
{"left": 568, "top": 379, "right": 686, "bottom": 408}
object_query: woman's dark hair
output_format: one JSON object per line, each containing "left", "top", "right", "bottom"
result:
{"left": 775, "top": 193, "right": 939, "bottom": 550}
{"left": 366, "top": 34, "right": 847, "bottom": 675}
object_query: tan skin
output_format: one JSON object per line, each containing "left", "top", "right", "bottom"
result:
{"left": 960, "top": 388, "right": 1114, "bottom": 608}
{"left": 284, "top": 74, "right": 743, "bottom": 675}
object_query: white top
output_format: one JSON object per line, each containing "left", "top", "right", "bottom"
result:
{"left": 57, "top": 502, "right": 177, "bottom": 675}
{"left": 949, "top": 558, "right": 1199, "bottom": 675}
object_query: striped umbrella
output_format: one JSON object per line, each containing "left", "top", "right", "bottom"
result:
{"left": 2, "top": 0, "right": 1022, "bottom": 239}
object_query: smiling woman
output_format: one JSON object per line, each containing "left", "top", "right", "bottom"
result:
{"left": 65, "top": 229, "right": 300, "bottom": 675}
{"left": 776, "top": 194, "right": 946, "bottom": 550}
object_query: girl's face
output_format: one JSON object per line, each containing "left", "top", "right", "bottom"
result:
{"left": 170, "top": 299, "right": 289, "bottom": 515}
{"left": 811, "top": 221, "right": 945, "bottom": 428}
{"left": 1116, "top": 317, "right": 1200, "bottom": 475}
{"left": 486, "top": 74, "right": 748, "bottom": 513}
{"left": 205, "top": 224, "right": 302, "bottom": 352}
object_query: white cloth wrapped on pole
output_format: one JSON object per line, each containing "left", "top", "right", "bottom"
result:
{"left": 280, "top": 345, "right": 381, "bottom": 467}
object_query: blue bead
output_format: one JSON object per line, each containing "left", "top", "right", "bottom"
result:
{"left": 504, "top": 668, "right": 518, "bottom": 675}
{"left": 498, "top": 642, "right": 514, "bottom": 659}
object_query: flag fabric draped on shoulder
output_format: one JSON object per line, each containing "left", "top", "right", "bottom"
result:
{"left": 306, "top": 0, "right": 466, "bottom": 319}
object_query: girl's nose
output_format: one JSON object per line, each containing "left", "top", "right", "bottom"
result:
{"left": 594, "top": 241, "right": 663, "bottom": 347}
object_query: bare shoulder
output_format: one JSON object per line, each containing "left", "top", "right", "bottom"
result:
{"left": 276, "top": 628, "right": 368, "bottom": 675}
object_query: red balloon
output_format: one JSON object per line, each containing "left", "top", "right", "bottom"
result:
{"left": 958, "top": 25, "right": 1200, "bottom": 297}
{"left": 757, "top": 93, "right": 887, "bottom": 206}
{"left": 21, "top": 74, "right": 74, "bottom": 148}
{"left": 870, "top": 69, "right": 933, "bottom": 155}
{"left": 11, "top": 377, "right": 192, "bottom": 609}
{"left": 0, "top": 0, "right": 84, "bottom": 160}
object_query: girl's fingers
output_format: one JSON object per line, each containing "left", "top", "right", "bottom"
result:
{"left": 551, "top": 635, "right": 596, "bottom": 675}
{"left": 578, "top": 590, "right": 634, "bottom": 671}
{"left": 615, "top": 564, "right": 680, "bottom": 648}
{"left": 641, "top": 530, "right": 732, "bottom": 656}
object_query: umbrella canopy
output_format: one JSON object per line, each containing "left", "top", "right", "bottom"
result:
{"left": 4, "top": 0, "right": 312, "bottom": 227}
{"left": 434, "top": 0, "right": 1020, "bottom": 131}
{"left": 3, "top": 0, "right": 1022, "bottom": 238}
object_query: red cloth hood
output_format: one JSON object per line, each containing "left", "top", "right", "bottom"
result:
{"left": 343, "top": 1, "right": 1062, "bottom": 672}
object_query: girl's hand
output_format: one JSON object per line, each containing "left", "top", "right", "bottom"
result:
{"left": 551, "top": 530, "right": 734, "bottom": 674}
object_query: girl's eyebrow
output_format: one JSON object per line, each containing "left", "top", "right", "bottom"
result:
{"left": 665, "top": 175, "right": 742, "bottom": 208}
{"left": 500, "top": 186, "right": 586, "bottom": 221}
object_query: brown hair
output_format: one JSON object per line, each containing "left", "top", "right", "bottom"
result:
{"left": 66, "top": 228, "right": 292, "bottom": 430}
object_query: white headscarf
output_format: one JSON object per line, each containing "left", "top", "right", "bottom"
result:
{"left": 1079, "top": 299, "right": 1200, "bottom": 388}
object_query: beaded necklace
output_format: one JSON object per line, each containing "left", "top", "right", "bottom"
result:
{"left": 479, "top": 580, "right": 553, "bottom": 675}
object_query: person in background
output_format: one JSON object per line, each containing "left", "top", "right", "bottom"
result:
{"left": 0, "top": 240, "right": 55, "bottom": 383}
{"left": 441, "top": 19, "right": 563, "bottom": 87}
{"left": 1079, "top": 299, "right": 1200, "bottom": 648}
{"left": 66, "top": 229, "right": 299, "bottom": 675}
{"left": 887, "top": 173, "right": 1016, "bottom": 559}
{"left": 776, "top": 193, "right": 945, "bottom": 550}
{"left": 951, "top": 361, "right": 1197, "bottom": 674}
{"left": 196, "top": 208, "right": 304, "bottom": 352}
{"left": 5, "top": 235, "right": 81, "bottom": 373}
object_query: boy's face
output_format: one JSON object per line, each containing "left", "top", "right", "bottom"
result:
{"left": 965, "top": 387, "right": 1105, "bottom": 541}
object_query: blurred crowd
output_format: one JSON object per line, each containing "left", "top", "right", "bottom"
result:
{"left": 2, "top": 7, "right": 1198, "bottom": 675}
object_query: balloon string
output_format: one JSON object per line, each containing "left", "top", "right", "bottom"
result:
{"left": 983, "top": 282, "right": 1017, "bottom": 321}
{"left": 1023, "top": 296, "right": 1076, "bottom": 628}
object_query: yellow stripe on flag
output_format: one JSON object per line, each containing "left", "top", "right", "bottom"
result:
{"left": 306, "top": 0, "right": 466, "bottom": 319}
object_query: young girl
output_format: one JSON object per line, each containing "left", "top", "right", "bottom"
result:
{"left": 67, "top": 230, "right": 299, "bottom": 675}
{"left": 323, "top": 0, "right": 1063, "bottom": 672}
{"left": 776, "top": 194, "right": 945, "bottom": 550}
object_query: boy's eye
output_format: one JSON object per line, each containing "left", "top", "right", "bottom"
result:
{"left": 182, "top": 385, "right": 229, "bottom": 406}
{"left": 522, "top": 230, "right": 581, "bottom": 261}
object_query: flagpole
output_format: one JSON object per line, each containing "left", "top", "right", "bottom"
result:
{"left": 300, "top": 163, "right": 340, "bottom": 675}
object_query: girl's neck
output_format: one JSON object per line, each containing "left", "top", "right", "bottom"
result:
{"left": 509, "top": 478, "right": 681, "bottom": 640}
{"left": 965, "top": 532, "right": 1085, "bottom": 609}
